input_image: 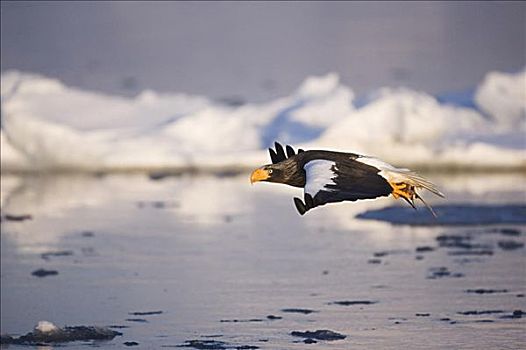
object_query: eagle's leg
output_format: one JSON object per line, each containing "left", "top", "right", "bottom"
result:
{"left": 390, "top": 182, "right": 416, "bottom": 203}
{"left": 390, "top": 182, "right": 437, "bottom": 217}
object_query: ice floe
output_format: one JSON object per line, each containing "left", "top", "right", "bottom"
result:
{"left": 1, "top": 69, "right": 524, "bottom": 172}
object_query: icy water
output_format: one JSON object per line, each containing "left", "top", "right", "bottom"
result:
{"left": 1, "top": 172, "right": 525, "bottom": 349}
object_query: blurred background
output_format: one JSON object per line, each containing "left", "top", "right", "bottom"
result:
{"left": 1, "top": 1, "right": 524, "bottom": 101}
{"left": 1, "top": 1, "right": 525, "bottom": 172}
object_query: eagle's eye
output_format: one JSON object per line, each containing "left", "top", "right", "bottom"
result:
{"left": 268, "top": 169, "right": 273, "bottom": 174}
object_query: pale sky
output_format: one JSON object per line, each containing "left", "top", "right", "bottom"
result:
{"left": 1, "top": 1, "right": 525, "bottom": 101}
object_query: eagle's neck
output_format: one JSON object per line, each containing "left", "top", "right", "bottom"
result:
{"left": 280, "top": 158, "right": 306, "bottom": 188}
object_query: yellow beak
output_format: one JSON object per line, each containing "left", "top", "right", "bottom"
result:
{"left": 250, "top": 168, "right": 270, "bottom": 184}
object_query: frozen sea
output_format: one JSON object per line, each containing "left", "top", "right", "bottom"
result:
{"left": 1, "top": 2, "right": 525, "bottom": 348}
{"left": 0, "top": 65, "right": 525, "bottom": 349}
{"left": 1, "top": 172, "right": 525, "bottom": 349}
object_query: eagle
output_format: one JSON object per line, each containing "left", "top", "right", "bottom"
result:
{"left": 250, "top": 142, "right": 444, "bottom": 216}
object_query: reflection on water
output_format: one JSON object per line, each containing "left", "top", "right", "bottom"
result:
{"left": 358, "top": 204, "right": 526, "bottom": 226}
{"left": 1, "top": 173, "right": 525, "bottom": 349}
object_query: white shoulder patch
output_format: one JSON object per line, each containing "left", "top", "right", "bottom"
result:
{"left": 356, "top": 156, "right": 409, "bottom": 182}
{"left": 303, "top": 159, "right": 338, "bottom": 196}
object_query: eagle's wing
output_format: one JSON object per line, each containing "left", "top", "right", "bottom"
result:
{"left": 268, "top": 142, "right": 304, "bottom": 164}
{"left": 293, "top": 158, "right": 392, "bottom": 215}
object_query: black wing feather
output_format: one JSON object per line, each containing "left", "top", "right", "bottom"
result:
{"left": 293, "top": 197, "right": 307, "bottom": 215}
{"left": 268, "top": 148, "right": 279, "bottom": 163}
{"left": 286, "top": 145, "right": 295, "bottom": 158}
{"left": 274, "top": 142, "right": 286, "bottom": 162}
{"left": 302, "top": 158, "right": 392, "bottom": 213}
{"left": 269, "top": 142, "right": 303, "bottom": 164}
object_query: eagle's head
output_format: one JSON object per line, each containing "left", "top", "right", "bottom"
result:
{"left": 250, "top": 164, "right": 284, "bottom": 184}
{"left": 250, "top": 158, "right": 305, "bottom": 187}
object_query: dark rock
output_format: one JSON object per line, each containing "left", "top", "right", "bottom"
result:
{"left": 41, "top": 251, "right": 74, "bottom": 260}
{"left": 436, "top": 234, "right": 470, "bottom": 248}
{"left": 0, "top": 335, "right": 15, "bottom": 344}
{"left": 329, "top": 300, "right": 377, "bottom": 306}
{"left": 415, "top": 255, "right": 424, "bottom": 260}
{"left": 32, "top": 269, "right": 59, "bottom": 277}
{"left": 281, "top": 308, "right": 317, "bottom": 314}
{"left": 149, "top": 172, "right": 170, "bottom": 181}
{"left": 126, "top": 318, "right": 148, "bottom": 323}
{"left": 368, "top": 258, "right": 382, "bottom": 264}
{"left": 517, "top": 294, "right": 525, "bottom": 298}
{"left": 454, "top": 258, "right": 485, "bottom": 264}
{"left": 473, "top": 319, "right": 494, "bottom": 323}
{"left": 219, "top": 319, "right": 263, "bottom": 323}
{"left": 0, "top": 325, "right": 122, "bottom": 345}
{"left": 266, "top": 315, "right": 282, "bottom": 320}
{"left": 500, "top": 310, "right": 525, "bottom": 319}
{"left": 177, "top": 340, "right": 259, "bottom": 349}
{"left": 416, "top": 246, "right": 435, "bottom": 253}
{"left": 498, "top": 228, "right": 521, "bottom": 236}
{"left": 108, "top": 325, "right": 130, "bottom": 329}
{"left": 124, "top": 341, "right": 139, "bottom": 346}
{"left": 415, "top": 313, "right": 430, "bottom": 317}
{"left": 427, "top": 267, "right": 464, "bottom": 279}
{"left": 373, "top": 251, "right": 389, "bottom": 257}
{"left": 4, "top": 214, "right": 32, "bottom": 221}
{"left": 498, "top": 240, "right": 524, "bottom": 251}
{"left": 129, "top": 310, "right": 163, "bottom": 316}
{"left": 372, "top": 285, "right": 388, "bottom": 289}
{"left": 304, "top": 338, "right": 317, "bottom": 344}
{"left": 439, "top": 318, "right": 451, "bottom": 321}
{"left": 81, "top": 231, "right": 95, "bottom": 237}
{"left": 436, "top": 234, "right": 492, "bottom": 252}
{"left": 291, "top": 329, "right": 346, "bottom": 341}
{"left": 465, "top": 289, "right": 508, "bottom": 294}
{"left": 448, "top": 250, "right": 493, "bottom": 256}
{"left": 457, "top": 310, "right": 504, "bottom": 315}
{"left": 322, "top": 270, "right": 329, "bottom": 275}
{"left": 177, "top": 339, "right": 228, "bottom": 349}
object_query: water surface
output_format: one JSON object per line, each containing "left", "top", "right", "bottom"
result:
{"left": 1, "top": 173, "right": 525, "bottom": 349}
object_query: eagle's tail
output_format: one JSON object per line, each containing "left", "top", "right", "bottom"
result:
{"left": 385, "top": 170, "right": 444, "bottom": 217}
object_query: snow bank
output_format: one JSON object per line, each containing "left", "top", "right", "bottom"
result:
{"left": 1, "top": 69, "right": 524, "bottom": 172}
{"left": 474, "top": 70, "right": 526, "bottom": 131}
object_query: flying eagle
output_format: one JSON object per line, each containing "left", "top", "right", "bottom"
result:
{"left": 250, "top": 142, "right": 444, "bottom": 216}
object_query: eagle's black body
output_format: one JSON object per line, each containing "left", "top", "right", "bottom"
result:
{"left": 263, "top": 142, "right": 392, "bottom": 215}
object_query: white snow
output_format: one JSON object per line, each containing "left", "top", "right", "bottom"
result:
{"left": 35, "top": 321, "right": 58, "bottom": 333}
{"left": 474, "top": 70, "right": 526, "bottom": 131}
{"left": 1, "top": 69, "right": 524, "bottom": 172}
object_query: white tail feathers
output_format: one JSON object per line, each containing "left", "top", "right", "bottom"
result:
{"left": 393, "top": 170, "right": 445, "bottom": 198}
